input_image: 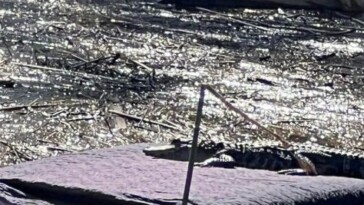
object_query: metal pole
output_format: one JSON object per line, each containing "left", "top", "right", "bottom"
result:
{"left": 182, "top": 85, "right": 205, "bottom": 205}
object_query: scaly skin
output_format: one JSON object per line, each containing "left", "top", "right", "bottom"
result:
{"left": 143, "top": 139, "right": 364, "bottom": 179}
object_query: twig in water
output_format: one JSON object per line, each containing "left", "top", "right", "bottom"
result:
{"left": 14, "top": 63, "right": 119, "bottom": 82}
{"left": 196, "top": 7, "right": 269, "bottom": 31}
{"left": 1, "top": 37, "right": 12, "bottom": 56}
{"left": 71, "top": 53, "right": 121, "bottom": 68}
{"left": 109, "top": 109, "right": 182, "bottom": 131}
{"left": 0, "top": 140, "right": 32, "bottom": 161}
{"left": 47, "top": 146, "right": 74, "bottom": 152}
{"left": 334, "top": 12, "right": 364, "bottom": 27}
{"left": 55, "top": 49, "right": 88, "bottom": 62}
{"left": 66, "top": 116, "right": 96, "bottom": 122}
{"left": 0, "top": 103, "right": 57, "bottom": 111}
{"left": 0, "top": 101, "right": 92, "bottom": 112}
{"left": 137, "top": 106, "right": 153, "bottom": 128}
{"left": 202, "top": 84, "right": 290, "bottom": 147}
{"left": 129, "top": 59, "right": 153, "bottom": 73}
{"left": 162, "top": 119, "right": 182, "bottom": 130}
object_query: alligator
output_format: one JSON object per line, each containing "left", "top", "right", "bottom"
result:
{"left": 143, "top": 138, "right": 364, "bottom": 179}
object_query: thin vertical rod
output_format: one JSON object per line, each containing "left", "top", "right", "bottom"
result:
{"left": 182, "top": 85, "right": 205, "bottom": 205}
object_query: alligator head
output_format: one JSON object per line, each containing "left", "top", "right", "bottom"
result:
{"left": 143, "top": 138, "right": 223, "bottom": 162}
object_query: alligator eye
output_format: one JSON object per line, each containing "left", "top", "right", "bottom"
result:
{"left": 171, "top": 139, "right": 181, "bottom": 147}
{"left": 216, "top": 142, "right": 224, "bottom": 149}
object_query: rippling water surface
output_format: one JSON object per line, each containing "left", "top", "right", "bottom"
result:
{"left": 0, "top": 0, "right": 363, "bottom": 165}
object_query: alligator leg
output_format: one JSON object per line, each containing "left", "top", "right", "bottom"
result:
{"left": 278, "top": 153, "right": 318, "bottom": 176}
{"left": 195, "top": 154, "right": 236, "bottom": 168}
{"left": 277, "top": 168, "right": 312, "bottom": 176}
